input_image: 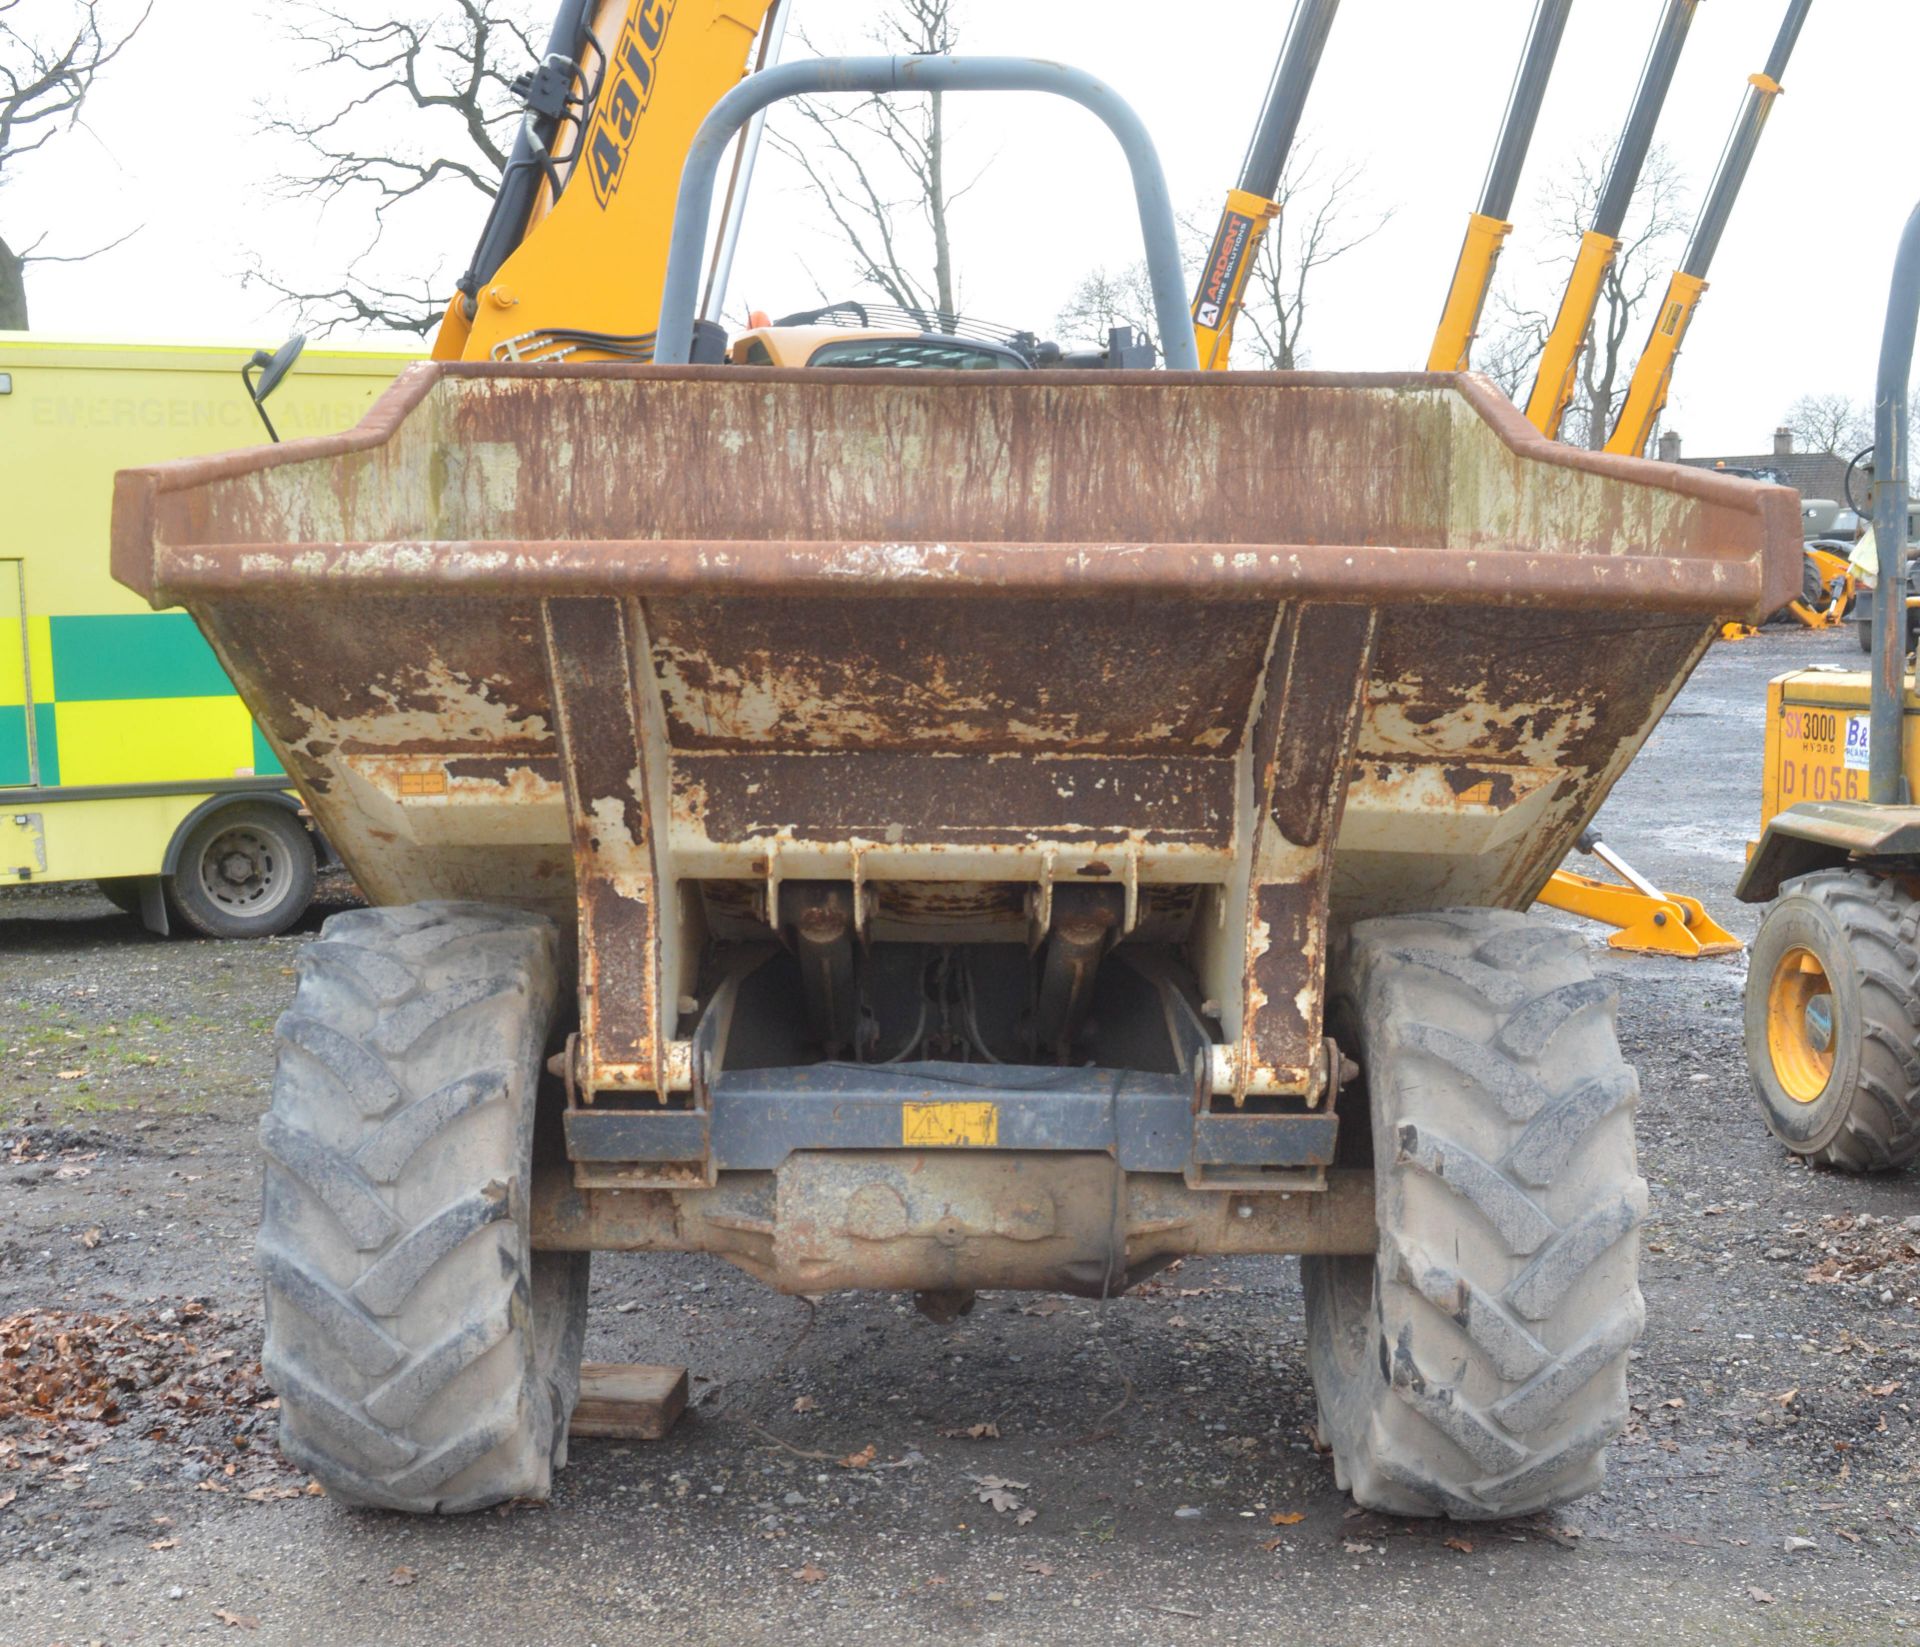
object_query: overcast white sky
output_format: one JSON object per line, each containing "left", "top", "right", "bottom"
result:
{"left": 5, "top": 0, "right": 1904, "bottom": 455}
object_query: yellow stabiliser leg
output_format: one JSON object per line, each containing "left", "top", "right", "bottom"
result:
{"left": 1536, "top": 831, "right": 1741, "bottom": 958}
{"left": 1606, "top": 270, "right": 1707, "bottom": 457}
{"left": 1523, "top": 230, "right": 1616, "bottom": 438}
{"left": 1191, "top": 187, "right": 1281, "bottom": 372}
{"left": 1426, "top": 211, "right": 1512, "bottom": 373}
{"left": 1785, "top": 548, "right": 1857, "bottom": 629}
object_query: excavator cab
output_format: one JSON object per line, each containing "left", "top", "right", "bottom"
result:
{"left": 729, "top": 301, "right": 1155, "bottom": 372}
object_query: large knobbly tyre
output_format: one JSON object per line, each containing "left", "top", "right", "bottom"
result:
{"left": 1304, "top": 910, "right": 1646, "bottom": 1520}
{"left": 1745, "top": 870, "right": 1920, "bottom": 1173}
{"left": 258, "top": 901, "right": 588, "bottom": 1513}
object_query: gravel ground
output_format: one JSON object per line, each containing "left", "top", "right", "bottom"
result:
{"left": 1, "top": 625, "right": 1916, "bottom": 1647}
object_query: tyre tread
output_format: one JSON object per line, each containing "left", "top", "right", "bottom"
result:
{"left": 259, "top": 901, "right": 583, "bottom": 1514}
{"left": 1306, "top": 910, "right": 1645, "bottom": 1520}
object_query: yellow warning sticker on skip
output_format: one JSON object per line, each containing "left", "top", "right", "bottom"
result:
{"left": 902, "top": 1101, "right": 999, "bottom": 1148}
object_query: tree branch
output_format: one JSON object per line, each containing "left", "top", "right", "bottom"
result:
{"left": 251, "top": 0, "right": 539, "bottom": 335}
{"left": 764, "top": 0, "right": 965, "bottom": 318}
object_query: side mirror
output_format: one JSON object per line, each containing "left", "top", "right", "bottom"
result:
{"left": 241, "top": 334, "right": 306, "bottom": 443}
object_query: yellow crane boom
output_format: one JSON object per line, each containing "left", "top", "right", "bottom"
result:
{"left": 1606, "top": 0, "right": 1812, "bottom": 456}
{"left": 1523, "top": 0, "right": 1698, "bottom": 438}
{"left": 1425, "top": 0, "right": 1574, "bottom": 373}
{"left": 1191, "top": 0, "right": 1340, "bottom": 371}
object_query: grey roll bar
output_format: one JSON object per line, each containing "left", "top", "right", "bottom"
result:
{"left": 655, "top": 55, "right": 1199, "bottom": 371}
{"left": 1868, "top": 199, "right": 1920, "bottom": 806}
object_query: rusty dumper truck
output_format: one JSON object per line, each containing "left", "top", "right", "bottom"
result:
{"left": 110, "top": 51, "right": 1798, "bottom": 1520}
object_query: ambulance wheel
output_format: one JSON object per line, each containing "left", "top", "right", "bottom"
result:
{"left": 167, "top": 802, "right": 316, "bottom": 939}
{"left": 1746, "top": 869, "right": 1920, "bottom": 1172}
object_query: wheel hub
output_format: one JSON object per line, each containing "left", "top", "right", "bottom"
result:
{"left": 199, "top": 825, "right": 286, "bottom": 913}
{"left": 1766, "top": 946, "right": 1836, "bottom": 1104}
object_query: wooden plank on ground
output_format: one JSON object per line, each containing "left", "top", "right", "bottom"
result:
{"left": 569, "top": 1362, "right": 689, "bottom": 1440}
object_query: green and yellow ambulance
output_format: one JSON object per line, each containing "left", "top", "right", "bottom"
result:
{"left": 0, "top": 337, "right": 411, "bottom": 935}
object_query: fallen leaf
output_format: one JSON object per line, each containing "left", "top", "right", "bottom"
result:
{"left": 78, "top": 1228, "right": 102, "bottom": 1250}
{"left": 1014, "top": 1507, "right": 1037, "bottom": 1526}
{"left": 1837, "top": 1529, "right": 1862, "bottom": 1545}
{"left": 1342, "top": 1540, "right": 1373, "bottom": 1555}
{"left": 1661, "top": 1397, "right": 1685, "bottom": 1409}
{"left": 1775, "top": 1388, "right": 1799, "bottom": 1407}
{"left": 1864, "top": 1381, "right": 1902, "bottom": 1398}
{"left": 212, "top": 1610, "right": 259, "bottom": 1630}
{"left": 793, "top": 1563, "right": 828, "bottom": 1584}
{"left": 0, "top": 1490, "right": 14, "bottom": 1512}
{"left": 838, "top": 1444, "right": 877, "bottom": 1470}
{"left": 1260, "top": 1536, "right": 1285, "bottom": 1552}
{"left": 388, "top": 1566, "right": 418, "bottom": 1587}
{"left": 1444, "top": 1536, "right": 1474, "bottom": 1554}
{"left": 968, "top": 1474, "right": 1030, "bottom": 1514}
{"left": 1749, "top": 1588, "right": 1775, "bottom": 1606}
{"left": 1021, "top": 1298, "right": 1068, "bottom": 1317}
{"left": 148, "top": 1537, "right": 179, "bottom": 1550}
{"left": 1269, "top": 1511, "right": 1304, "bottom": 1526}
{"left": 1020, "top": 1558, "right": 1054, "bottom": 1576}
{"left": 52, "top": 1163, "right": 90, "bottom": 1179}
{"left": 55, "top": 1069, "right": 87, "bottom": 1082}
{"left": 791, "top": 1396, "right": 817, "bottom": 1414}
{"left": 941, "top": 1422, "right": 1001, "bottom": 1440}
{"left": 304, "top": 1480, "right": 325, "bottom": 1496}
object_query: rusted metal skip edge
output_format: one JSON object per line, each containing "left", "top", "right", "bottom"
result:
{"left": 151, "top": 540, "right": 1767, "bottom": 616}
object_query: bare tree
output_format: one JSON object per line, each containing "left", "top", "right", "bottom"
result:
{"left": 1230, "top": 148, "right": 1392, "bottom": 370}
{"left": 763, "top": 0, "right": 979, "bottom": 321}
{"left": 1784, "top": 391, "right": 1872, "bottom": 456}
{"left": 1472, "top": 303, "right": 1545, "bottom": 402}
{"left": 253, "top": 1, "right": 541, "bottom": 335}
{"left": 1055, "top": 146, "right": 1390, "bottom": 367}
{"left": 1481, "top": 142, "right": 1690, "bottom": 447}
{"left": 1054, "top": 260, "right": 1159, "bottom": 352}
{"left": 0, "top": 0, "right": 149, "bottom": 330}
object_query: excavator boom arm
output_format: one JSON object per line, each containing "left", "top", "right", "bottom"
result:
{"left": 434, "top": 0, "right": 776, "bottom": 365}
